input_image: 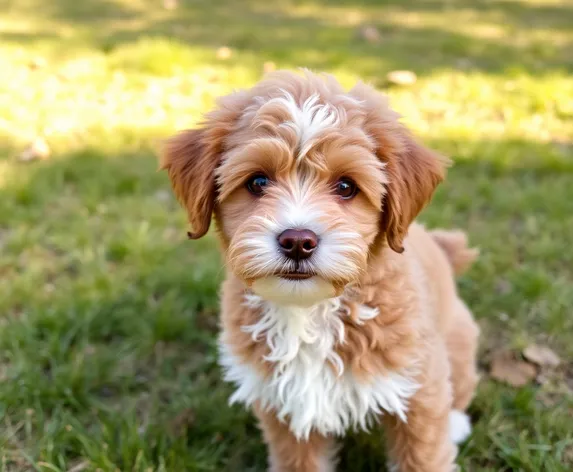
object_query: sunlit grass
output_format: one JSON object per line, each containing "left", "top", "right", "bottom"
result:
{"left": 0, "top": 0, "right": 572, "bottom": 470}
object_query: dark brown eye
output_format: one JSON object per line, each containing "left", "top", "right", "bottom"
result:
{"left": 335, "top": 178, "right": 358, "bottom": 200}
{"left": 246, "top": 174, "right": 269, "bottom": 196}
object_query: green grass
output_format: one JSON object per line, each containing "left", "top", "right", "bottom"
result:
{"left": 1, "top": 0, "right": 572, "bottom": 470}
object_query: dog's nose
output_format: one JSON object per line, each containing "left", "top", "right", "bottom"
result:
{"left": 277, "top": 229, "right": 318, "bottom": 261}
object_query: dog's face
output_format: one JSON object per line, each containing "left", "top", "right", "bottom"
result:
{"left": 161, "top": 71, "right": 445, "bottom": 306}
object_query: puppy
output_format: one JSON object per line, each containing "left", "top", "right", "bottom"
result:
{"left": 161, "top": 70, "right": 479, "bottom": 472}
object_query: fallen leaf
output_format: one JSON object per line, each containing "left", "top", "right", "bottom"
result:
{"left": 523, "top": 344, "right": 560, "bottom": 368}
{"left": 386, "top": 70, "right": 417, "bottom": 86}
{"left": 216, "top": 46, "right": 232, "bottom": 60}
{"left": 18, "top": 137, "right": 51, "bottom": 162}
{"left": 356, "top": 25, "right": 381, "bottom": 43}
{"left": 490, "top": 350, "right": 537, "bottom": 387}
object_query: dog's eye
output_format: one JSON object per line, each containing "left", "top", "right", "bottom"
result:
{"left": 246, "top": 174, "right": 269, "bottom": 196}
{"left": 335, "top": 178, "right": 358, "bottom": 200}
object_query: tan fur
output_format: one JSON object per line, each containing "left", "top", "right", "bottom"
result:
{"left": 160, "top": 90, "right": 252, "bottom": 239}
{"left": 161, "top": 70, "right": 479, "bottom": 472}
{"left": 256, "top": 405, "right": 338, "bottom": 472}
{"left": 348, "top": 82, "right": 450, "bottom": 254}
{"left": 430, "top": 229, "right": 480, "bottom": 276}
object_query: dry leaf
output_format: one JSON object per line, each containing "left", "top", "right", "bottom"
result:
{"left": 216, "top": 46, "right": 232, "bottom": 60}
{"left": 490, "top": 350, "right": 537, "bottom": 387}
{"left": 356, "top": 25, "right": 381, "bottom": 43}
{"left": 19, "top": 137, "right": 51, "bottom": 162}
{"left": 386, "top": 70, "right": 417, "bottom": 86}
{"left": 523, "top": 344, "right": 560, "bottom": 368}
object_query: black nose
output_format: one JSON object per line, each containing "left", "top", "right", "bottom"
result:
{"left": 277, "top": 229, "right": 318, "bottom": 261}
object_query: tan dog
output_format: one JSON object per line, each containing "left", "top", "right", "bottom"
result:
{"left": 161, "top": 70, "right": 479, "bottom": 472}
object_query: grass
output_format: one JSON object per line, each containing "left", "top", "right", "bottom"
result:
{"left": 0, "top": 0, "right": 572, "bottom": 470}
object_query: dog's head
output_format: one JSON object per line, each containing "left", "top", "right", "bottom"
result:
{"left": 161, "top": 71, "right": 446, "bottom": 306}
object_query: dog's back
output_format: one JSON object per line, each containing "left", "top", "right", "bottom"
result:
{"left": 406, "top": 223, "right": 480, "bottom": 417}
{"left": 406, "top": 223, "right": 478, "bottom": 335}
{"left": 430, "top": 229, "right": 479, "bottom": 276}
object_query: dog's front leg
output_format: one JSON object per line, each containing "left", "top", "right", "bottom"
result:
{"left": 382, "top": 344, "right": 457, "bottom": 472}
{"left": 255, "top": 406, "right": 338, "bottom": 472}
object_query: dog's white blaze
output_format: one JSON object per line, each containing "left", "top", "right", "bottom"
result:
{"left": 237, "top": 182, "right": 365, "bottom": 305}
{"left": 269, "top": 91, "right": 340, "bottom": 160}
{"left": 219, "top": 294, "right": 420, "bottom": 440}
{"left": 275, "top": 182, "right": 365, "bottom": 277}
{"left": 276, "top": 184, "right": 327, "bottom": 234}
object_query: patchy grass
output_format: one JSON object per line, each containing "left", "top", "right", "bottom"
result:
{"left": 1, "top": 0, "right": 572, "bottom": 470}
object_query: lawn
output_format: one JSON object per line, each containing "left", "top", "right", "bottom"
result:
{"left": 0, "top": 0, "right": 572, "bottom": 470}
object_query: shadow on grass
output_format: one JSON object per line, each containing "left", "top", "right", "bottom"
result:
{"left": 2, "top": 0, "right": 572, "bottom": 78}
{"left": 0, "top": 132, "right": 572, "bottom": 469}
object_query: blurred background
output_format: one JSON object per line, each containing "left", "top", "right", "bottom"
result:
{"left": 1, "top": 0, "right": 572, "bottom": 470}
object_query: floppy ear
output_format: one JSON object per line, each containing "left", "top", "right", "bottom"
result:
{"left": 160, "top": 90, "right": 251, "bottom": 239}
{"left": 160, "top": 129, "right": 216, "bottom": 239}
{"left": 380, "top": 133, "right": 447, "bottom": 253}
{"left": 350, "top": 82, "right": 448, "bottom": 253}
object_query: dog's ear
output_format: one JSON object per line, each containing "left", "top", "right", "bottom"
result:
{"left": 160, "top": 91, "right": 251, "bottom": 239}
{"left": 350, "top": 82, "right": 447, "bottom": 253}
{"left": 160, "top": 129, "right": 216, "bottom": 239}
{"left": 380, "top": 133, "right": 447, "bottom": 253}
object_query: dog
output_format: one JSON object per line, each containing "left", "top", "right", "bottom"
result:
{"left": 160, "top": 70, "right": 480, "bottom": 472}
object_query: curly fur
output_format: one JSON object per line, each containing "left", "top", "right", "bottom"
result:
{"left": 161, "top": 70, "right": 479, "bottom": 472}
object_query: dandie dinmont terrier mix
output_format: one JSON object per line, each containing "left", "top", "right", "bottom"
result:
{"left": 160, "top": 70, "right": 480, "bottom": 472}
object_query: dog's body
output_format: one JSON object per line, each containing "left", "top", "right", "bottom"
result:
{"left": 161, "top": 70, "right": 479, "bottom": 471}
{"left": 219, "top": 224, "right": 479, "bottom": 471}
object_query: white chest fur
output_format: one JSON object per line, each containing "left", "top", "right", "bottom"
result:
{"left": 219, "top": 294, "right": 419, "bottom": 440}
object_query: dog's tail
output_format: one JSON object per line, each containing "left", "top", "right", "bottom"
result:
{"left": 430, "top": 229, "right": 479, "bottom": 276}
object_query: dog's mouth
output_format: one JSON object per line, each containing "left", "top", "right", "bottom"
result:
{"left": 277, "top": 271, "right": 315, "bottom": 281}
